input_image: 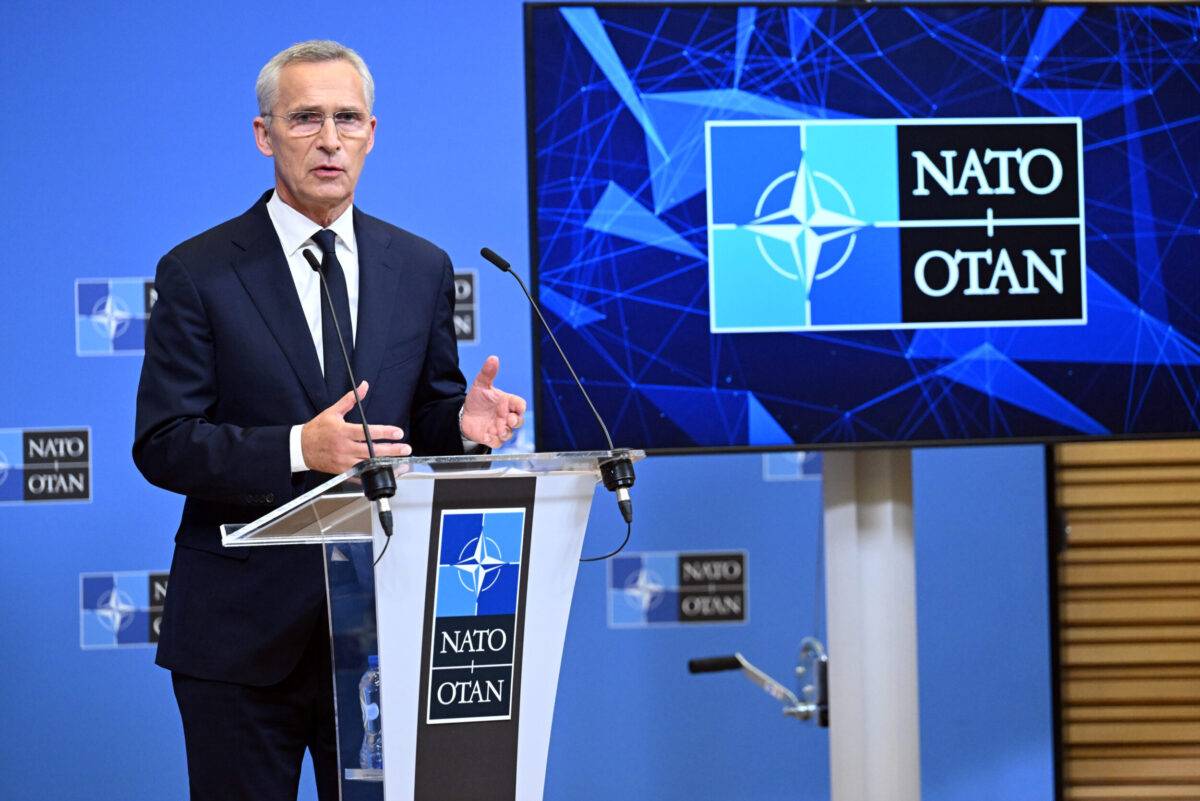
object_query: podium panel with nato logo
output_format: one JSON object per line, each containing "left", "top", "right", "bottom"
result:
{"left": 220, "top": 450, "right": 643, "bottom": 801}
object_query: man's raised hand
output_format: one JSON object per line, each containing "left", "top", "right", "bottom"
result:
{"left": 460, "top": 356, "right": 527, "bottom": 449}
{"left": 300, "top": 381, "right": 411, "bottom": 474}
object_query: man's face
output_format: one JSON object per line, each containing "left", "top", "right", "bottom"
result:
{"left": 253, "top": 59, "right": 376, "bottom": 224}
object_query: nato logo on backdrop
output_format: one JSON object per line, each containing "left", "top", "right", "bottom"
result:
{"left": 80, "top": 571, "right": 169, "bottom": 649}
{"left": 0, "top": 427, "right": 91, "bottom": 504}
{"left": 426, "top": 508, "right": 525, "bottom": 723}
{"left": 705, "top": 118, "right": 1085, "bottom": 333}
{"left": 608, "top": 551, "right": 747, "bottom": 628}
{"left": 75, "top": 278, "right": 156, "bottom": 355}
{"left": 453, "top": 270, "right": 479, "bottom": 344}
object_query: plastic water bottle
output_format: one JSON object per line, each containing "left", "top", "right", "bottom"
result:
{"left": 358, "top": 655, "right": 383, "bottom": 770}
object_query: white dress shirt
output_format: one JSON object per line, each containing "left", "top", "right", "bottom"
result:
{"left": 267, "top": 190, "right": 360, "bottom": 369}
{"left": 268, "top": 191, "right": 362, "bottom": 473}
{"left": 267, "top": 191, "right": 474, "bottom": 472}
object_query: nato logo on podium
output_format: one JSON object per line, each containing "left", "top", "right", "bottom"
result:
{"left": 428, "top": 509, "right": 526, "bottom": 723}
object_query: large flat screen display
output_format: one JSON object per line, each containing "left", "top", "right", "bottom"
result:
{"left": 525, "top": 3, "right": 1200, "bottom": 452}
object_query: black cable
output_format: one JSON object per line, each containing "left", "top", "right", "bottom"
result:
{"left": 373, "top": 532, "right": 392, "bottom": 567}
{"left": 580, "top": 519, "right": 632, "bottom": 562}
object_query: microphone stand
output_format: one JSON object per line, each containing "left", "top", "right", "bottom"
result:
{"left": 303, "top": 248, "right": 396, "bottom": 539}
{"left": 479, "top": 247, "right": 636, "bottom": 534}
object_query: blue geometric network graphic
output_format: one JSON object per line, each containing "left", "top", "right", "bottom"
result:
{"left": 527, "top": 4, "right": 1200, "bottom": 451}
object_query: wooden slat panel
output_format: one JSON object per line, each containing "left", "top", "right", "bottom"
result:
{"left": 1060, "top": 483, "right": 1200, "bottom": 508}
{"left": 1068, "top": 745, "right": 1200, "bottom": 759}
{"left": 1062, "top": 642, "right": 1200, "bottom": 667}
{"left": 1061, "top": 597, "right": 1200, "bottom": 624}
{"left": 1067, "top": 519, "right": 1200, "bottom": 545}
{"left": 1063, "top": 679, "right": 1200, "bottom": 705}
{"left": 1069, "top": 508, "right": 1200, "bottom": 522}
{"left": 1063, "top": 546, "right": 1200, "bottom": 564}
{"left": 1067, "top": 786, "right": 1200, "bottom": 800}
{"left": 1067, "top": 756, "right": 1200, "bottom": 782}
{"left": 1063, "top": 587, "right": 1200, "bottom": 601}
{"left": 1062, "top": 562, "right": 1200, "bottom": 587}
{"left": 1066, "top": 721, "right": 1200, "bottom": 745}
{"left": 1060, "top": 465, "right": 1200, "bottom": 484}
{"left": 1065, "top": 666, "right": 1200, "bottom": 680}
{"left": 1055, "top": 440, "right": 1200, "bottom": 801}
{"left": 1068, "top": 705, "right": 1200, "bottom": 722}
{"left": 1064, "top": 624, "right": 1200, "bottom": 643}
{"left": 1058, "top": 441, "right": 1200, "bottom": 466}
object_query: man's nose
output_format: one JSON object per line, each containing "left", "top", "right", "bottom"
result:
{"left": 316, "top": 117, "right": 341, "bottom": 151}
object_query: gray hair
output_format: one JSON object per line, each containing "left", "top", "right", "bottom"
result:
{"left": 256, "top": 39, "right": 375, "bottom": 119}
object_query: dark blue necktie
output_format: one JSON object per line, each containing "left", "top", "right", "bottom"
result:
{"left": 312, "top": 229, "right": 354, "bottom": 405}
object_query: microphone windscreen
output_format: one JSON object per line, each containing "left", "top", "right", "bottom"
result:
{"left": 302, "top": 248, "right": 322, "bottom": 273}
{"left": 480, "top": 247, "right": 511, "bottom": 272}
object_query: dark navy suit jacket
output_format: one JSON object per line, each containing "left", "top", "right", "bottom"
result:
{"left": 134, "top": 191, "right": 468, "bottom": 686}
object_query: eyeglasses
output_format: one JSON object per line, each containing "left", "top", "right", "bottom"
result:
{"left": 264, "top": 110, "right": 370, "bottom": 138}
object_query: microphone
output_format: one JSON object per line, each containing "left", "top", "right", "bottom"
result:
{"left": 479, "top": 246, "right": 635, "bottom": 527}
{"left": 303, "top": 248, "right": 396, "bottom": 540}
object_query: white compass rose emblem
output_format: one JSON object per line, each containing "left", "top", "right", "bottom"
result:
{"left": 622, "top": 568, "right": 665, "bottom": 612}
{"left": 90, "top": 294, "right": 132, "bottom": 339}
{"left": 95, "top": 588, "right": 137, "bottom": 633}
{"left": 455, "top": 535, "right": 505, "bottom": 599}
{"left": 742, "top": 156, "right": 864, "bottom": 290}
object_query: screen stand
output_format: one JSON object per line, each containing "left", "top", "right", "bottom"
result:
{"left": 823, "top": 449, "right": 921, "bottom": 801}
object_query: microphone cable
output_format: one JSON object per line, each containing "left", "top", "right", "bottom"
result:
{"left": 480, "top": 246, "right": 637, "bottom": 560}
{"left": 580, "top": 520, "right": 632, "bottom": 562}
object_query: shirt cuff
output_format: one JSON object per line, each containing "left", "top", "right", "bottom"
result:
{"left": 289, "top": 424, "right": 309, "bottom": 472}
{"left": 458, "top": 403, "right": 488, "bottom": 454}
{"left": 461, "top": 437, "right": 488, "bottom": 454}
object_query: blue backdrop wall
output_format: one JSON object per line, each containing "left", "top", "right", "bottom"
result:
{"left": 0, "top": 2, "right": 1052, "bottom": 800}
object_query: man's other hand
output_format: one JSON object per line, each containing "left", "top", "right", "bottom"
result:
{"left": 461, "top": 356, "right": 527, "bottom": 448}
{"left": 300, "top": 381, "right": 411, "bottom": 474}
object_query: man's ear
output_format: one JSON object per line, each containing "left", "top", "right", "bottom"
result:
{"left": 253, "top": 117, "right": 274, "bottom": 157}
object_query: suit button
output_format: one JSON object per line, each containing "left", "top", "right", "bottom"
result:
{"left": 265, "top": 494, "right": 275, "bottom": 503}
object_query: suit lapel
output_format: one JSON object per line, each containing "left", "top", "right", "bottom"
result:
{"left": 230, "top": 197, "right": 328, "bottom": 414}
{"left": 352, "top": 209, "right": 401, "bottom": 418}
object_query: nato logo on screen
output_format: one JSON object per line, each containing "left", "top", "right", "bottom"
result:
{"left": 426, "top": 509, "right": 525, "bottom": 724}
{"left": 0, "top": 427, "right": 91, "bottom": 504}
{"left": 706, "top": 118, "right": 1086, "bottom": 333}
{"left": 608, "top": 551, "right": 747, "bottom": 628}
{"left": 80, "top": 571, "right": 169, "bottom": 649}
{"left": 75, "top": 277, "right": 156, "bottom": 355}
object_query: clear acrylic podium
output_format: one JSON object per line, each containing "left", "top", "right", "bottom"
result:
{"left": 220, "top": 450, "right": 643, "bottom": 801}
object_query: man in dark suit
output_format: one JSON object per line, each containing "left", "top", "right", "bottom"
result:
{"left": 133, "top": 40, "right": 524, "bottom": 801}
